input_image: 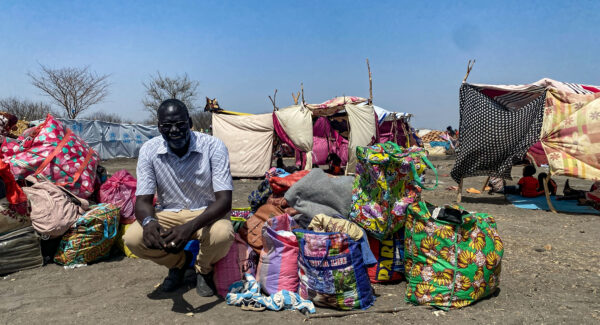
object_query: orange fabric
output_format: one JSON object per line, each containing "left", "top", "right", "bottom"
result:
{"left": 238, "top": 204, "right": 285, "bottom": 254}
{"left": 269, "top": 170, "right": 311, "bottom": 195}
{"left": 518, "top": 176, "right": 543, "bottom": 197}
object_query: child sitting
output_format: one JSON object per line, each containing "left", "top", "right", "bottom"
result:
{"left": 537, "top": 172, "right": 557, "bottom": 195}
{"left": 517, "top": 165, "right": 544, "bottom": 197}
{"left": 325, "top": 153, "right": 344, "bottom": 176}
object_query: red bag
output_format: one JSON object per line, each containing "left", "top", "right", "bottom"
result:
{"left": 1, "top": 115, "right": 99, "bottom": 199}
{"left": 269, "top": 170, "right": 310, "bottom": 195}
{"left": 367, "top": 231, "right": 405, "bottom": 283}
{"left": 99, "top": 170, "right": 137, "bottom": 224}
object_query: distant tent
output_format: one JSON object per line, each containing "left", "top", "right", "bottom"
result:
{"left": 37, "top": 118, "right": 160, "bottom": 160}
{"left": 274, "top": 96, "right": 416, "bottom": 174}
{"left": 452, "top": 77, "right": 600, "bottom": 185}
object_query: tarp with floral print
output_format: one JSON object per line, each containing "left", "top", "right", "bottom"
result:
{"left": 541, "top": 90, "right": 600, "bottom": 181}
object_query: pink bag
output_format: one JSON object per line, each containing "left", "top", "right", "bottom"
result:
{"left": 256, "top": 214, "right": 299, "bottom": 295}
{"left": 99, "top": 170, "right": 137, "bottom": 224}
{"left": 213, "top": 234, "right": 257, "bottom": 298}
{"left": 1, "top": 115, "right": 99, "bottom": 199}
{"left": 22, "top": 175, "right": 89, "bottom": 239}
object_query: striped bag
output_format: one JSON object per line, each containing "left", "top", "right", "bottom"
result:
{"left": 54, "top": 203, "right": 120, "bottom": 265}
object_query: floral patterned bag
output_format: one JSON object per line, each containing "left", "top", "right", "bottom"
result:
{"left": 404, "top": 201, "right": 504, "bottom": 309}
{"left": 349, "top": 142, "right": 437, "bottom": 240}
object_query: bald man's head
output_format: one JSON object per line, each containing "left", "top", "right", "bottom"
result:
{"left": 157, "top": 99, "right": 189, "bottom": 122}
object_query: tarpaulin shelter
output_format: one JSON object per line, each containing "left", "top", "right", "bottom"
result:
{"left": 451, "top": 78, "right": 600, "bottom": 209}
{"left": 369, "top": 104, "right": 416, "bottom": 147}
{"left": 212, "top": 112, "right": 274, "bottom": 177}
{"left": 32, "top": 118, "right": 160, "bottom": 160}
{"left": 274, "top": 96, "right": 379, "bottom": 175}
{"left": 274, "top": 96, "right": 418, "bottom": 175}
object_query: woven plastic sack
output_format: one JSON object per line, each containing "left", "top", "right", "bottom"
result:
{"left": 2, "top": 114, "right": 99, "bottom": 199}
{"left": 367, "top": 229, "right": 405, "bottom": 283}
{"left": 349, "top": 142, "right": 437, "bottom": 240}
{"left": 54, "top": 203, "right": 120, "bottom": 265}
{"left": 214, "top": 236, "right": 242, "bottom": 298}
{"left": 99, "top": 169, "right": 137, "bottom": 224}
{"left": 404, "top": 201, "right": 504, "bottom": 309}
{"left": 294, "top": 229, "right": 374, "bottom": 310}
{"left": 256, "top": 214, "right": 299, "bottom": 295}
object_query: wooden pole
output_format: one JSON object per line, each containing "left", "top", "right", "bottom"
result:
{"left": 301, "top": 83, "right": 305, "bottom": 104}
{"left": 306, "top": 307, "right": 410, "bottom": 319}
{"left": 482, "top": 176, "right": 491, "bottom": 192}
{"left": 543, "top": 175, "right": 557, "bottom": 213}
{"left": 457, "top": 178, "right": 464, "bottom": 203}
{"left": 268, "top": 89, "right": 278, "bottom": 111}
{"left": 367, "top": 58, "right": 373, "bottom": 105}
{"left": 463, "top": 59, "right": 476, "bottom": 83}
{"left": 292, "top": 91, "right": 300, "bottom": 105}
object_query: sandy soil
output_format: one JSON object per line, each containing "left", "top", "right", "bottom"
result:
{"left": 1, "top": 156, "right": 599, "bottom": 324}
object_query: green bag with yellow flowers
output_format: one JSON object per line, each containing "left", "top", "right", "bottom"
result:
{"left": 404, "top": 201, "right": 504, "bottom": 309}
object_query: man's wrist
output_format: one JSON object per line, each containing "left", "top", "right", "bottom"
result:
{"left": 142, "top": 216, "right": 158, "bottom": 227}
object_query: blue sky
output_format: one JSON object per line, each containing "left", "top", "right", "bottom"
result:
{"left": 0, "top": 1, "right": 598, "bottom": 128}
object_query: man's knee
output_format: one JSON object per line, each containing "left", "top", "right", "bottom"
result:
{"left": 123, "top": 222, "right": 144, "bottom": 252}
{"left": 209, "top": 219, "right": 235, "bottom": 246}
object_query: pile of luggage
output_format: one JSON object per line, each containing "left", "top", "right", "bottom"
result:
{"left": 0, "top": 114, "right": 138, "bottom": 274}
{"left": 218, "top": 141, "right": 505, "bottom": 311}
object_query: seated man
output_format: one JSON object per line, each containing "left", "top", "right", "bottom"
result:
{"left": 124, "top": 99, "right": 234, "bottom": 296}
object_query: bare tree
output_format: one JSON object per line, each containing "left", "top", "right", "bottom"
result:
{"left": 142, "top": 72, "right": 199, "bottom": 120}
{"left": 28, "top": 64, "right": 110, "bottom": 119}
{"left": 0, "top": 97, "right": 56, "bottom": 121}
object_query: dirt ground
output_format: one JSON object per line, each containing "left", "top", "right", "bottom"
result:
{"left": 1, "top": 156, "right": 599, "bottom": 324}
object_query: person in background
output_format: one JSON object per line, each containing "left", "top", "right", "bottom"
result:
{"left": 537, "top": 172, "right": 557, "bottom": 195}
{"left": 518, "top": 165, "right": 544, "bottom": 197}
{"left": 325, "top": 153, "right": 343, "bottom": 175}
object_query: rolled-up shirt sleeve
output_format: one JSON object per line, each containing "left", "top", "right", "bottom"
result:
{"left": 210, "top": 138, "right": 233, "bottom": 192}
{"left": 135, "top": 143, "right": 157, "bottom": 196}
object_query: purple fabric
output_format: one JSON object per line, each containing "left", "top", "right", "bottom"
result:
{"left": 311, "top": 117, "right": 349, "bottom": 166}
{"left": 378, "top": 120, "right": 410, "bottom": 147}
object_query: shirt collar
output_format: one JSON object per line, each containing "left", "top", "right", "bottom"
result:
{"left": 156, "top": 132, "right": 202, "bottom": 156}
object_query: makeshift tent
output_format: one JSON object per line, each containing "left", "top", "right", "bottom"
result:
{"left": 274, "top": 96, "right": 379, "bottom": 175}
{"left": 32, "top": 118, "right": 160, "bottom": 160}
{"left": 368, "top": 103, "right": 415, "bottom": 147}
{"left": 274, "top": 97, "right": 418, "bottom": 174}
{"left": 451, "top": 78, "right": 600, "bottom": 208}
{"left": 212, "top": 113, "right": 274, "bottom": 177}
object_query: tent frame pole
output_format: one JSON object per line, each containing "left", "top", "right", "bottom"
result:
{"left": 481, "top": 176, "right": 490, "bottom": 192}
{"left": 543, "top": 175, "right": 557, "bottom": 213}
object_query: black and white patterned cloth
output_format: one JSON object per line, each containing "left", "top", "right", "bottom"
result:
{"left": 450, "top": 84, "right": 545, "bottom": 183}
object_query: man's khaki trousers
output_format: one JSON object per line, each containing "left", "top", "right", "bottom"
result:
{"left": 123, "top": 209, "right": 234, "bottom": 274}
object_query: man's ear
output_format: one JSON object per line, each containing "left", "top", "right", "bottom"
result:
{"left": 188, "top": 116, "right": 193, "bottom": 129}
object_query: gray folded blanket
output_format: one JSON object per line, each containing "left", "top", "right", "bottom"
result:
{"left": 284, "top": 168, "right": 354, "bottom": 220}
